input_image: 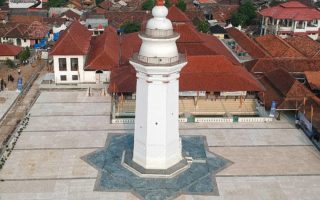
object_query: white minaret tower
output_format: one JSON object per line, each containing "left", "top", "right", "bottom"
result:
{"left": 129, "top": 0, "right": 187, "bottom": 170}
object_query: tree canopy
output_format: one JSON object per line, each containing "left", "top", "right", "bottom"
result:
{"left": 44, "top": 0, "right": 67, "bottom": 8}
{"left": 142, "top": 0, "right": 155, "bottom": 10}
{"left": 6, "top": 59, "right": 16, "bottom": 69}
{"left": 230, "top": 0, "right": 256, "bottom": 27}
{"left": 120, "top": 21, "right": 141, "bottom": 34}
{"left": 176, "top": 0, "right": 186, "bottom": 12}
{"left": 19, "top": 47, "right": 31, "bottom": 62}
{"left": 96, "top": 0, "right": 104, "bottom": 5}
{"left": 196, "top": 19, "right": 210, "bottom": 33}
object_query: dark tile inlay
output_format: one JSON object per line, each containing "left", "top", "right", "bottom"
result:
{"left": 82, "top": 134, "right": 231, "bottom": 200}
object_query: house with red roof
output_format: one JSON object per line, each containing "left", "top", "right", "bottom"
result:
{"left": 1, "top": 21, "right": 49, "bottom": 48}
{"left": 50, "top": 21, "right": 118, "bottom": 84}
{"left": 0, "top": 44, "right": 22, "bottom": 61}
{"left": 259, "top": 1, "right": 320, "bottom": 40}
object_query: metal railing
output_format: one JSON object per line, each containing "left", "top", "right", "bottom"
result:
{"left": 131, "top": 53, "right": 186, "bottom": 65}
{"left": 144, "top": 28, "right": 175, "bottom": 37}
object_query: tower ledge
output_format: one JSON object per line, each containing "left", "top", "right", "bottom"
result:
{"left": 130, "top": 53, "right": 186, "bottom": 66}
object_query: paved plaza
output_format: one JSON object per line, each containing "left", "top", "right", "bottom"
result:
{"left": 1, "top": 91, "right": 320, "bottom": 200}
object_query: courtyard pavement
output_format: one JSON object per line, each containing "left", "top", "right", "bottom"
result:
{"left": 1, "top": 91, "right": 320, "bottom": 200}
{"left": 0, "top": 91, "right": 19, "bottom": 121}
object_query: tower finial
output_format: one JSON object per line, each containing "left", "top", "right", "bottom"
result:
{"left": 156, "top": 0, "right": 165, "bottom": 6}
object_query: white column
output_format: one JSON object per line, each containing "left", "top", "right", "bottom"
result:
{"left": 133, "top": 69, "right": 184, "bottom": 169}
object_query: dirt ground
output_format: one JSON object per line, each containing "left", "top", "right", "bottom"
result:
{"left": 0, "top": 60, "right": 42, "bottom": 91}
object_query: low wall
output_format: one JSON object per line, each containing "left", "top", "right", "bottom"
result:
{"left": 111, "top": 117, "right": 273, "bottom": 124}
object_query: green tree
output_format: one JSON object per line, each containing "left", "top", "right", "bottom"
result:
{"left": 165, "top": 0, "right": 172, "bottom": 8}
{"left": 269, "top": 0, "right": 282, "bottom": 7}
{"left": 96, "top": 0, "right": 104, "bottom": 5}
{"left": 231, "top": 12, "right": 249, "bottom": 27}
{"left": 176, "top": 0, "right": 186, "bottom": 12}
{"left": 120, "top": 21, "right": 141, "bottom": 34}
{"left": 6, "top": 59, "right": 16, "bottom": 69}
{"left": 0, "top": 0, "right": 5, "bottom": 6}
{"left": 44, "top": 0, "right": 67, "bottom": 8}
{"left": 197, "top": 19, "right": 210, "bottom": 33}
{"left": 230, "top": 0, "right": 256, "bottom": 27}
{"left": 142, "top": 0, "right": 155, "bottom": 10}
{"left": 18, "top": 47, "right": 31, "bottom": 62}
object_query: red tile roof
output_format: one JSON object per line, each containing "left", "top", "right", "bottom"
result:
{"left": 0, "top": 23, "right": 13, "bottom": 37}
{"left": 179, "top": 55, "right": 265, "bottom": 92}
{"left": 259, "top": 1, "right": 320, "bottom": 20}
{"left": 86, "top": 26, "right": 119, "bottom": 71}
{"left": 167, "top": 6, "right": 191, "bottom": 23}
{"left": 120, "top": 32, "right": 142, "bottom": 65}
{"left": 175, "top": 23, "right": 202, "bottom": 43}
{"left": 299, "top": 96, "right": 320, "bottom": 134}
{"left": 245, "top": 58, "right": 320, "bottom": 73}
{"left": 5, "top": 24, "right": 29, "bottom": 38}
{"left": 0, "top": 44, "right": 22, "bottom": 56}
{"left": 255, "top": 35, "right": 304, "bottom": 58}
{"left": 108, "top": 65, "right": 136, "bottom": 93}
{"left": 10, "top": 15, "right": 43, "bottom": 24}
{"left": 122, "top": 22, "right": 238, "bottom": 64}
{"left": 60, "top": 9, "right": 80, "bottom": 20}
{"left": 118, "top": 23, "right": 239, "bottom": 65}
{"left": 23, "top": 21, "right": 49, "bottom": 39}
{"left": 108, "top": 55, "right": 264, "bottom": 93}
{"left": 105, "top": 11, "right": 150, "bottom": 28}
{"left": 304, "top": 71, "right": 320, "bottom": 90}
{"left": 211, "top": 5, "right": 239, "bottom": 22}
{"left": 99, "top": 0, "right": 112, "bottom": 9}
{"left": 0, "top": 11, "right": 8, "bottom": 21}
{"left": 199, "top": 32, "right": 239, "bottom": 65}
{"left": 285, "top": 36, "right": 320, "bottom": 58}
{"left": 226, "top": 27, "right": 269, "bottom": 59}
{"left": 50, "top": 21, "right": 92, "bottom": 55}
{"left": 258, "top": 68, "right": 314, "bottom": 109}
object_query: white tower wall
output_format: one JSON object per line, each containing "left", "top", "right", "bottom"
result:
{"left": 130, "top": 1, "right": 187, "bottom": 170}
{"left": 133, "top": 71, "right": 183, "bottom": 169}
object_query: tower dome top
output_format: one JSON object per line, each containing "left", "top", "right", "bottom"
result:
{"left": 156, "top": 0, "right": 165, "bottom": 6}
{"left": 146, "top": 0, "right": 172, "bottom": 30}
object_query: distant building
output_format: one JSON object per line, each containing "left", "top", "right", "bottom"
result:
{"left": 9, "top": 0, "right": 42, "bottom": 8}
{"left": 84, "top": 14, "right": 108, "bottom": 36}
{"left": 210, "top": 25, "right": 227, "bottom": 39}
{"left": 1, "top": 21, "right": 49, "bottom": 48}
{"left": 0, "top": 44, "right": 22, "bottom": 61}
{"left": 259, "top": 1, "right": 320, "bottom": 40}
{"left": 50, "top": 21, "right": 117, "bottom": 84}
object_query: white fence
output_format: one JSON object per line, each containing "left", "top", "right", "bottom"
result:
{"left": 238, "top": 117, "right": 273, "bottom": 123}
{"left": 112, "top": 118, "right": 188, "bottom": 124}
{"left": 195, "top": 118, "right": 233, "bottom": 123}
{"left": 112, "top": 117, "right": 273, "bottom": 124}
{"left": 111, "top": 118, "right": 135, "bottom": 124}
{"left": 195, "top": 117, "right": 273, "bottom": 123}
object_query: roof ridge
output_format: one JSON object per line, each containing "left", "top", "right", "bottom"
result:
{"left": 86, "top": 31, "right": 109, "bottom": 68}
{"left": 275, "top": 35, "right": 304, "bottom": 57}
{"left": 68, "top": 23, "right": 88, "bottom": 55}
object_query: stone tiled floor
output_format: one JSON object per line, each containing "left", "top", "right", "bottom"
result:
{"left": 0, "top": 91, "right": 19, "bottom": 119}
{"left": 1, "top": 91, "right": 320, "bottom": 200}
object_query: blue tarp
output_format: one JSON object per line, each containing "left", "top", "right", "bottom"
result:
{"left": 53, "top": 32, "right": 60, "bottom": 41}
{"left": 34, "top": 38, "right": 48, "bottom": 49}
